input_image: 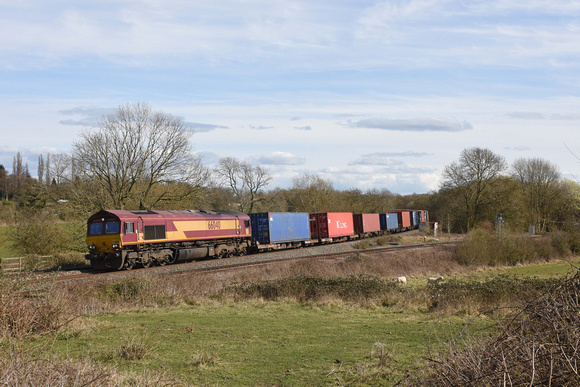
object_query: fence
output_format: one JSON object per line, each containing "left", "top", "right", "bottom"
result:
{"left": 1, "top": 256, "right": 50, "bottom": 273}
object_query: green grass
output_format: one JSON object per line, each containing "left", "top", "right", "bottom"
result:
{"left": 469, "top": 257, "right": 580, "bottom": 280}
{"left": 0, "top": 226, "right": 17, "bottom": 258}
{"left": 51, "top": 303, "right": 472, "bottom": 385}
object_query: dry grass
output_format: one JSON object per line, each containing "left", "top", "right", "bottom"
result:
{"left": 404, "top": 270, "right": 580, "bottom": 386}
{"left": 0, "top": 340, "right": 179, "bottom": 386}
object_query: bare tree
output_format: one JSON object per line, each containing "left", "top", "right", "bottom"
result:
{"left": 12, "top": 152, "right": 23, "bottom": 191}
{"left": 50, "top": 153, "right": 72, "bottom": 185}
{"left": 512, "top": 157, "right": 561, "bottom": 232}
{"left": 73, "top": 102, "right": 209, "bottom": 209}
{"left": 44, "top": 154, "right": 51, "bottom": 186}
{"left": 288, "top": 173, "right": 336, "bottom": 213}
{"left": 215, "top": 157, "right": 272, "bottom": 213}
{"left": 441, "top": 147, "right": 507, "bottom": 230}
{"left": 37, "top": 155, "right": 44, "bottom": 184}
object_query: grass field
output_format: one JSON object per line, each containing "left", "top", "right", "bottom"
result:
{"left": 0, "top": 226, "right": 17, "bottom": 258}
{"left": 3, "top": 230, "right": 580, "bottom": 384}
{"left": 50, "top": 303, "right": 475, "bottom": 385}
{"left": 37, "top": 257, "right": 578, "bottom": 385}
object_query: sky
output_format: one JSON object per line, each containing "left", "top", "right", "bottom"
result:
{"left": 1, "top": 0, "right": 580, "bottom": 195}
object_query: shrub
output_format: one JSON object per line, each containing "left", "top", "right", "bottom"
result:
{"left": 117, "top": 336, "right": 152, "bottom": 360}
{"left": 12, "top": 212, "right": 70, "bottom": 256}
{"left": 457, "top": 228, "right": 502, "bottom": 266}
{"left": 458, "top": 228, "right": 560, "bottom": 267}
{"left": 51, "top": 252, "right": 87, "bottom": 269}
{"left": 227, "top": 275, "right": 395, "bottom": 303}
{"left": 415, "top": 272, "right": 580, "bottom": 386}
{"left": 428, "top": 276, "right": 553, "bottom": 313}
{"left": 353, "top": 239, "right": 371, "bottom": 249}
{"left": 0, "top": 275, "right": 70, "bottom": 339}
{"left": 101, "top": 277, "right": 151, "bottom": 302}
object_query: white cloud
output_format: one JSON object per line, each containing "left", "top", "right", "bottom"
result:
{"left": 505, "top": 112, "right": 546, "bottom": 120}
{"left": 250, "top": 125, "right": 274, "bottom": 130}
{"left": 348, "top": 117, "right": 473, "bottom": 132}
{"left": 350, "top": 151, "right": 433, "bottom": 166}
{"left": 258, "top": 152, "right": 306, "bottom": 166}
{"left": 185, "top": 122, "right": 228, "bottom": 133}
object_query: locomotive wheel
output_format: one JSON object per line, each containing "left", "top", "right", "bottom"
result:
{"left": 124, "top": 260, "right": 135, "bottom": 270}
{"left": 166, "top": 253, "right": 177, "bottom": 264}
{"left": 141, "top": 257, "right": 152, "bottom": 268}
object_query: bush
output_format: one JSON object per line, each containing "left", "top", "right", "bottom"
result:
{"left": 12, "top": 212, "right": 71, "bottom": 256}
{"left": 0, "top": 275, "right": 70, "bottom": 339}
{"left": 457, "top": 228, "right": 502, "bottom": 266}
{"left": 227, "top": 275, "right": 395, "bottom": 303}
{"left": 100, "top": 277, "right": 152, "bottom": 302}
{"left": 415, "top": 271, "right": 580, "bottom": 386}
{"left": 428, "top": 276, "right": 553, "bottom": 313}
{"left": 51, "top": 253, "right": 87, "bottom": 269}
{"left": 458, "top": 228, "right": 561, "bottom": 267}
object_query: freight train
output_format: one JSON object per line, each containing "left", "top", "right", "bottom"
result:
{"left": 85, "top": 209, "right": 429, "bottom": 271}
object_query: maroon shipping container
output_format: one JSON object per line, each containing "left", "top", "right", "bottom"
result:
{"left": 353, "top": 213, "right": 381, "bottom": 234}
{"left": 394, "top": 210, "right": 412, "bottom": 228}
{"left": 310, "top": 212, "right": 354, "bottom": 239}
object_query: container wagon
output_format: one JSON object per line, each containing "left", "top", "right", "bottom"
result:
{"left": 394, "top": 210, "right": 412, "bottom": 230}
{"left": 309, "top": 212, "right": 354, "bottom": 241}
{"left": 411, "top": 210, "right": 421, "bottom": 228}
{"left": 249, "top": 212, "right": 311, "bottom": 250}
{"left": 380, "top": 213, "right": 399, "bottom": 232}
{"left": 353, "top": 213, "right": 381, "bottom": 237}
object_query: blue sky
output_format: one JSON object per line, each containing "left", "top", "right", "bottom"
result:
{"left": 1, "top": 0, "right": 580, "bottom": 194}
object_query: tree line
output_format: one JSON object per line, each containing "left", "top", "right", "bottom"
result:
{"left": 1, "top": 102, "right": 579, "bottom": 234}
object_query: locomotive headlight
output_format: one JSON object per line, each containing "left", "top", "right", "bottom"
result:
{"left": 88, "top": 245, "right": 96, "bottom": 250}
{"left": 112, "top": 244, "right": 120, "bottom": 249}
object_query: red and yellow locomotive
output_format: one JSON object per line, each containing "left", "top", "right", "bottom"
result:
{"left": 85, "top": 209, "right": 251, "bottom": 270}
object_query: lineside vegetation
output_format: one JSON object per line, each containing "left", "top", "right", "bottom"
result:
{"left": 1, "top": 227, "right": 580, "bottom": 384}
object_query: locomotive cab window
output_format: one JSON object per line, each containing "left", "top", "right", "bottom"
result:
{"left": 88, "top": 221, "right": 103, "bottom": 235}
{"left": 124, "top": 222, "right": 135, "bottom": 234}
{"left": 245, "top": 220, "right": 250, "bottom": 228}
{"left": 105, "top": 221, "right": 120, "bottom": 234}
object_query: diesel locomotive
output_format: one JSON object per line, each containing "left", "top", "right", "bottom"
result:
{"left": 85, "top": 209, "right": 251, "bottom": 270}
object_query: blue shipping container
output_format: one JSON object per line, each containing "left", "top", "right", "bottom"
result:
{"left": 410, "top": 211, "right": 420, "bottom": 227}
{"left": 249, "top": 212, "right": 311, "bottom": 244}
{"left": 379, "top": 213, "right": 399, "bottom": 230}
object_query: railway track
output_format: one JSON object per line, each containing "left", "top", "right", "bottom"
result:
{"left": 40, "top": 241, "right": 457, "bottom": 285}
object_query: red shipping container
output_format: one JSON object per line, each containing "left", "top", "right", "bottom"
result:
{"left": 353, "top": 213, "right": 381, "bottom": 234}
{"left": 310, "top": 212, "right": 354, "bottom": 239}
{"left": 394, "top": 210, "right": 411, "bottom": 228}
